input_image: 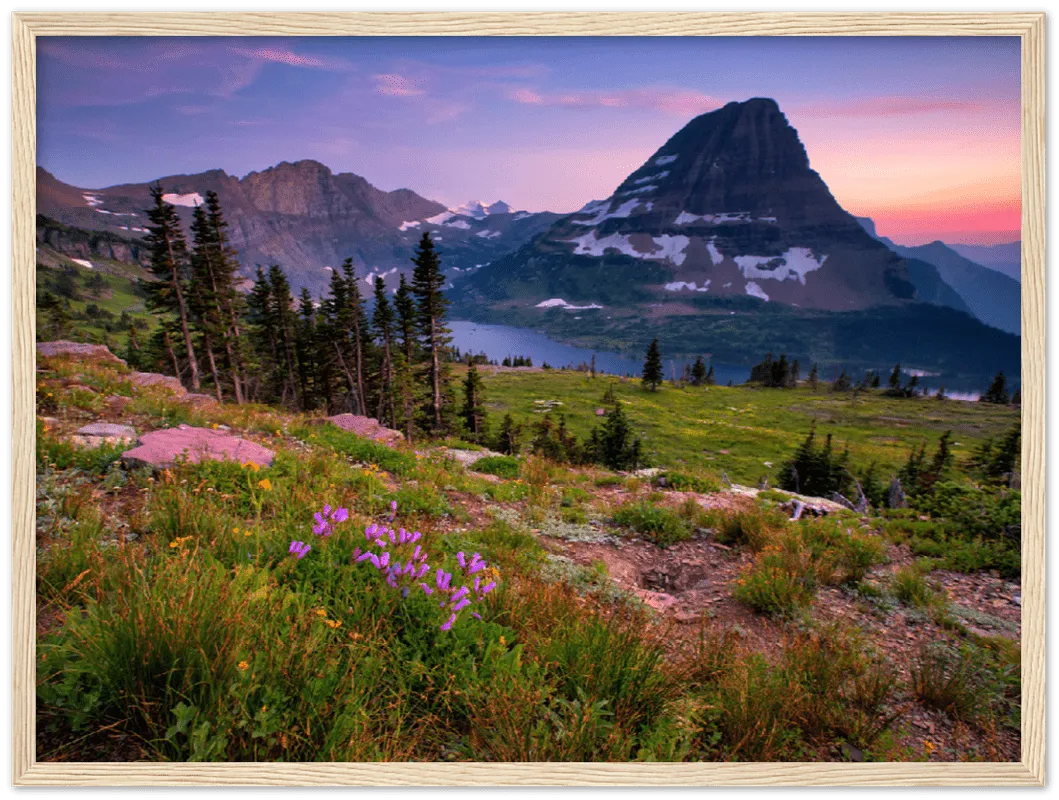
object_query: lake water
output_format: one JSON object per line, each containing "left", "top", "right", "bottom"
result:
{"left": 449, "top": 320, "right": 751, "bottom": 384}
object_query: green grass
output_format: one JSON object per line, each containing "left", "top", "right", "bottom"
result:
{"left": 612, "top": 500, "right": 693, "bottom": 546}
{"left": 477, "top": 369, "right": 1018, "bottom": 486}
{"left": 469, "top": 455, "right": 520, "bottom": 479}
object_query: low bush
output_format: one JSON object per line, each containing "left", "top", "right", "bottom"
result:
{"left": 469, "top": 455, "right": 520, "bottom": 479}
{"left": 612, "top": 501, "right": 692, "bottom": 546}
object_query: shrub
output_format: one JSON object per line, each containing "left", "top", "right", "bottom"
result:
{"left": 707, "top": 507, "right": 787, "bottom": 551}
{"left": 733, "top": 538, "right": 817, "bottom": 616}
{"left": 891, "top": 565, "right": 942, "bottom": 609}
{"left": 612, "top": 501, "right": 692, "bottom": 546}
{"left": 660, "top": 471, "right": 720, "bottom": 494}
{"left": 470, "top": 455, "right": 520, "bottom": 480}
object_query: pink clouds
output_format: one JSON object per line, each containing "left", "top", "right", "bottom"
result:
{"left": 230, "top": 46, "right": 352, "bottom": 72}
{"left": 373, "top": 74, "right": 426, "bottom": 97}
{"left": 508, "top": 86, "right": 720, "bottom": 116}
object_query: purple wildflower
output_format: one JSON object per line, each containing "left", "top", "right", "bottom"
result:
{"left": 440, "top": 613, "right": 457, "bottom": 632}
{"left": 420, "top": 583, "right": 434, "bottom": 595}
{"left": 288, "top": 540, "right": 311, "bottom": 559}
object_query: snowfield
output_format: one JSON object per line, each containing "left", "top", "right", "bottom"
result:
{"left": 398, "top": 220, "right": 421, "bottom": 231}
{"left": 744, "top": 281, "right": 770, "bottom": 301}
{"left": 535, "top": 298, "right": 603, "bottom": 311}
{"left": 654, "top": 154, "right": 679, "bottom": 166}
{"left": 735, "top": 247, "right": 827, "bottom": 285}
{"left": 568, "top": 231, "right": 690, "bottom": 266}
{"left": 663, "top": 280, "right": 710, "bottom": 293}
{"left": 70, "top": 258, "right": 94, "bottom": 270}
{"left": 632, "top": 171, "right": 669, "bottom": 185}
{"left": 162, "top": 192, "right": 204, "bottom": 208}
{"left": 571, "top": 198, "right": 647, "bottom": 226}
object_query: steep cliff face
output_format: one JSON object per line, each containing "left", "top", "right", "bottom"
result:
{"left": 457, "top": 98, "right": 917, "bottom": 312}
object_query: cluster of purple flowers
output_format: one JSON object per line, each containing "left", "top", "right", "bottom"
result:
{"left": 313, "top": 504, "right": 350, "bottom": 537}
{"left": 288, "top": 540, "right": 311, "bottom": 559}
{"left": 352, "top": 503, "right": 497, "bottom": 630}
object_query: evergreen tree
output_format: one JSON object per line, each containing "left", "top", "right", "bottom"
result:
{"left": 831, "top": 371, "right": 852, "bottom": 392}
{"left": 460, "top": 359, "right": 487, "bottom": 444}
{"left": 393, "top": 273, "right": 419, "bottom": 441}
{"left": 888, "top": 363, "right": 902, "bottom": 392}
{"left": 590, "top": 353, "right": 596, "bottom": 379}
{"left": 790, "top": 359, "right": 800, "bottom": 387}
{"left": 936, "top": 385, "right": 946, "bottom": 400}
{"left": 586, "top": 402, "right": 644, "bottom": 470}
{"left": 372, "top": 276, "right": 397, "bottom": 428}
{"left": 294, "top": 288, "right": 318, "bottom": 410}
{"left": 494, "top": 413, "right": 521, "bottom": 455}
{"left": 705, "top": 364, "right": 715, "bottom": 386}
{"left": 642, "top": 339, "right": 663, "bottom": 391}
{"left": 340, "top": 258, "right": 371, "bottom": 416}
{"left": 690, "top": 356, "right": 707, "bottom": 386}
{"left": 1012, "top": 387, "right": 1022, "bottom": 405}
{"left": 410, "top": 233, "right": 452, "bottom": 432}
{"left": 267, "top": 266, "right": 301, "bottom": 407}
{"left": 143, "top": 185, "right": 199, "bottom": 390}
{"left": 808, "top": 363, "right": 819, "bottom": 392}
{"left": 981, "top": 371, "right": 1010, "bottom": 405}
{"left": 189, "top": 203, "right": 229, "bottom": 403}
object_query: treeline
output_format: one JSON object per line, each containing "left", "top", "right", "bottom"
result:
{"left": 131, "top": 186, "right": 470, "bottom": 440}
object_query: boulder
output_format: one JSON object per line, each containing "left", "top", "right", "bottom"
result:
{"left": 37, "top": 341, "right": 126, "bottom": 366}
{"left": 184, "top": 393, "right": 219, "bottom": 408}
{"left": 71, "top": 422, "right": 137, "bottom": 448}
{"left": 129, "top": 371, "right": 187, "bottom": 397}
{"left": 326, "top": 414, "right": 404, "bottom": 446}
{"left": 121, "top": 424, "right": 274, "bottom": 469}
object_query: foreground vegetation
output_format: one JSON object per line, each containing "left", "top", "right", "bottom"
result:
{"left": 36, "top": 352, "right": 1021, "bottom": 763}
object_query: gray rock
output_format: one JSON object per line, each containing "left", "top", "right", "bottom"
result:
{"left": 37, "top": 340, "right": 126, "bottom": 366}
{"left": 326, "top": 414, "right": 404, "bottom": 446}
{"left": 71, "top": 422, "right": 137, "bottom": 448}
{"left": 129, "top": 372, "right": 187, "bottom": 397}
{"left": 121, "top": 424, "right": 274, "bottom": 469}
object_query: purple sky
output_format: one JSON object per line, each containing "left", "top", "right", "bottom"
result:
{"left": 37, "top": 36, "right": 1021, "bottom": 244}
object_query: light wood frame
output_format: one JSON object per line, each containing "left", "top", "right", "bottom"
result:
{"left": 12, "top": 10, "right": 1046, "bottom": 788}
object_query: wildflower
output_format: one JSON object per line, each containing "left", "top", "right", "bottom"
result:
{"left": 257, "top": 478, "right": 272, "bottom": 491}
{"left": 924, "top": 740, "right": 935, "bottom": 756}
{"left": 313, "top": 504, "right": 350, "bottom": 537}
{"left": 238, "top": 660, "right": 250, "bottom": 671}
{"left": 316, "top": 608, "right": 327, "bottom": 617}
{"left": 288, "top": 540, "right": 311, "bottom": 559}
{"left": 440, "top": 612, "right": 457, "bottom": 632}
{"left": 245, "top": 462, "right": 260, "bottom": 473}
{"left": 324, "top": 619, "right": 342, "bottom": 629}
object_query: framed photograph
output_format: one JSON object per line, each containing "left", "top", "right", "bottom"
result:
{"left": 12, "top": 11, "right": 1044, "bottom": 786}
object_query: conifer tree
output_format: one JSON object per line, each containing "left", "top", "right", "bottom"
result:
{"left": 460, "top": 359, "right": 487, "bottom": 443}
{"left": 294, "top": 288, "right": 317, "bottom": 410}
{"left": 189, "top": 203, "right": 230, "bottom": 402}
{"left": 143, "top": 185, "right": 199, "bottom": 390}
{"left": 340, "top": 258, "right": 371, "bottom": 416}
{"left": 690, "top": 356, "right": 707, "bottom": 386}
{"left": 494, "top": 413, "right": 521, "bottom": 455}
{"left": 642, "top": 339, "right": 663, "bottom": 391}
{"left": 705, "top": 364, "right": 715, "bottom": 386}
{"left": 888, "top": 363, "right": 902, "bottom": 392}
{"left": 267, "top": 266, "right": 300, "bottom": 406}
{"left": 981, "top": 371, "right": 1010, "bottom": 405}
{"left": 200, "top": 191, "right": 247, "bottom": 403}
{"left": 372, "top": 276, "right": 397, "bottom": 428}
{"left": 587, "top": 401, "right": 644, "bottom": 470}
{"left": 410, "top": 233, "right": 452, "bottom": 432}
{"left": 393, "top": 274, "right": 418, "bottom": 440}
{"left": 808, "top": 363, "right": 819, "bottom": 392}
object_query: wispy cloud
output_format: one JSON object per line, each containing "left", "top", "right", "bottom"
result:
{"left": 229, "top": 46, "right": 353, "bottom": 72}
{"left": 373, "top": 73, "right": 426, "bottom": 97}
{"left": 508, "top": 86, "right": 720, "bottom": 116}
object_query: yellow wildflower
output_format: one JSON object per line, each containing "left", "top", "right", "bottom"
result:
{"left": 245, "top": 462, "right": 260, "bottom": 473}
{"left": 316, "top": 608, "right": 327, "bottom": 617}
{"left": 924, "top": 740, "right": 935, "bottom": 756}
{"left": 238, "top": 660, "right": 250, "bottom": 671}
{"left": 257, "top": 478, "right": 272, "bottom": 491}
{"left": 324, "top": 619, "right": 342, "bottom": 629}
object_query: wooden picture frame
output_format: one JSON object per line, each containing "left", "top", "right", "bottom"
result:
{"left": 11, "top": 11, "right": 1045, "bottom": 786}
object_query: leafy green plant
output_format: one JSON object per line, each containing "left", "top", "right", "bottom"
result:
{"left": 612, "top": 501, "right": 692, "bottom": 546}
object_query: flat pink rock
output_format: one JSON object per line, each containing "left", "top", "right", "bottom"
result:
{"left": 37, "top": 341, "right": 126, "bottom": 366}
{"left": 327, "top": 414, "right": 404, "bottom": 445}
{"left": 121, "top": 424, "right": 274, "bottom": 469}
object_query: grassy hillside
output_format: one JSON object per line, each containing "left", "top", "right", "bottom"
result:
{"left": 477, "top": 366, "right": 1019, "bottom": 486}
{"left": 35, "top": 353, "right": 1022, "bottom": 763}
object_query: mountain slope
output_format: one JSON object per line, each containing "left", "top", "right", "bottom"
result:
{"left": 858, "top": 218, "right": 1020, "bottom": 335}
{"left": 36, "top": 164, "right": 559, "bottom": 294}
{"left": 949, "top": 241, "right": 1021, "bottom": 282}
{"left": 452, "top": 98, "right": 1019, "bottom": 379}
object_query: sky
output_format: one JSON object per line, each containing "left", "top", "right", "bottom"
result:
{"left": 37, "top": 36, "right": 1021, "bottom": 246}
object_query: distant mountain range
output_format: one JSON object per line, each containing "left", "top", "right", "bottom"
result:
{"left": 37, "top": 163, "right": 560, "bottom": 294}
{"left": 36, "top": 98, "right": 1020, "bottom": 379}
{"left": 856, "top": 218, "right": 1020, "bottom": 335}
{"left": 948, "top": 241, "right": 1021, "bottom": 283}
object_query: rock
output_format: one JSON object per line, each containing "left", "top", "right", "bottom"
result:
{"left": 633, "top": 467, "right": 662, "bottom": 479}
{"left": 37, "top": 340, "right": 126, "bottom": 366}
{"left": 129, "top": 372, "right": 187, "bottom": 397}
{"left": 120, "top": 425, "right": 274, "bottom": 469}
{"left": 438, "top": 447, "right": 504, "bottom": 468}
{"left": 70, "top": 422, "right": 137, "bottom": 448}
{"left": 105, "top": 394, "right": 131, "bottom": 413}
{"left": 1013, "top": 594, "right": 1022, "bottom": 607}
{"left": 632, "top": 588, "right": 679, "bottom": 612}
{"left": 674, "top": 611, "right": 700, "bottom": 624}
{"left": 326, "top": 414, "right": 404, "bottom": 446}
{"left": 888, "top": 477, "right": 908, "bottom": 509}
{"left": 184, "top": 393, "right": 219, "bottom": 408}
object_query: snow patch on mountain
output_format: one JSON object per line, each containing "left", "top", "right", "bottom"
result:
{"left": 476, "top": 230, "right": 501, "bottom": 239}
{"left": 568, "top": 231, "right": 690, "bottom": 266}
{"left": 70, "top": 258, "right": 94, "bottom": 270}
{"left": 536, "top": 298, "right": 603, "bottom": 311}
{"left": 633, "top": 171, "right": 669, "bottom": 185}
{"left": 744, "top": 282, "right": 770, "bottom": 301}
{"left": 654, "top": 154, "right": 678, "bottom": 166}
{"left": 705, "top": 239, "right": 724, "bottom": 266}
{"left": 571, "top": 198, "right": 645, "bottom": 226}
{"left": 664, "top": 280, "right": 710, "bottom": 292}
{"left": 399, "top": 220, "right": 421, "bottom": 231}
{"left": 513, "top": 211, "right": 533, "bottom": 221}
{"left": 735, "top": 247, "right": 827, "bottom": 285}
{"left": 621, "top": 185, "right": 657, "bottom": 196}
{"left": 82, "top": 194, "right": 103, "bottom": 207}
{"left": 162, "top": 192, "right": 204, "bottom": 208}
{"left": 674, "top": 210, "right": 761, "bottom": 225}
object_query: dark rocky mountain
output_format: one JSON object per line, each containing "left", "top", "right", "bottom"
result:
{"left": 857, "top": 217, "right": 1020, "bottom": 335}
{"left": 451, "top": 98, "right": 1019, "bottom": 379}
{"left": 36, "top": 163, "right": 559, "bottom": 294}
